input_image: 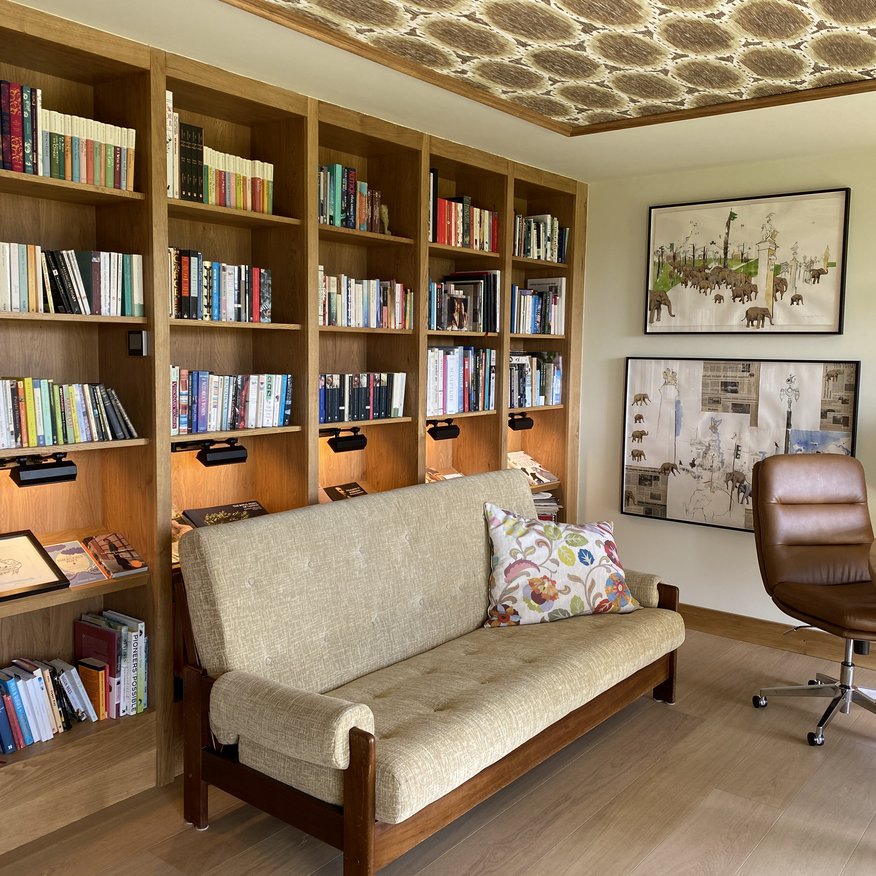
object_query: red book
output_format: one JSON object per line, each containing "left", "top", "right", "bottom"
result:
{"left": 437, "top": 198, "right": 446, "bottom": 245}
{"left": 8, "top": 82, "right": 23, "bottom": 173}
{"left": 251, "top": 266, "right": 260, "bottom": 322}
{"left": 113, "top": 144, "right": 121, "bottom": 189}
{"left": 73, "top": 619, "right": 120, "bottom": 719}
{"left": 85, "top": 137, "right": 94, "bottom": 185}
{"left": 491, "top": 213, "right": 500, "bottom": 253}
{"left": 252, "top": 176, "right": 262, "bottom": 214}
{"left": 180, "top": 251, "right": 190, "bottom": 319}
{"left": 463, "top": 350, "right": 470, "bottom": 412}
{"left": 217, "top": 170, "right": 226, "bottom": 208}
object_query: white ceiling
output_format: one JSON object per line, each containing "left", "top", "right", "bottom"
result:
{"left": 20, "top": 0, "right": 876, "bottom": 181}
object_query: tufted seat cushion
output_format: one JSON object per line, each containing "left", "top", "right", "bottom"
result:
{"left": 236, "top": 606, "right": 685, "bottom": 823}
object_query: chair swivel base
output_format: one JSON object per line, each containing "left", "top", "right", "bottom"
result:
{"left": 751, "top": 639, "right": 876, "bottom": 745}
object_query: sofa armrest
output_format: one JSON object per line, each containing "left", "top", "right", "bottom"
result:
{"left": 209, "top": 671, "right": 375, "bottom": 770}
{"left": 625, "top": 569, "right": 662, "bottom": 608}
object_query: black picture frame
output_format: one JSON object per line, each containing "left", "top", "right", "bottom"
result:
{"left": 621, "top": 357, "right": 860, "bottom": 532}
{"left": 645, "top": 188, "right": 850, "bottom": 334}
{"left": 0, "top": 529, "right": 70, "bottom": 602}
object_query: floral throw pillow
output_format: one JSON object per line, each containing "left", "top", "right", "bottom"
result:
{"left": 483, "top": 503, "right": 638, "bottom": 627}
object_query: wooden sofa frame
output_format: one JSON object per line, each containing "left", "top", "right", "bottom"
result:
{"left": 178, "top": 580, "right": 680, "bottom": 875}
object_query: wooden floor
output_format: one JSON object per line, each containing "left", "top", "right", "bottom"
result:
{"left": 3, "top": 629, "right": 876, "bottom": 875}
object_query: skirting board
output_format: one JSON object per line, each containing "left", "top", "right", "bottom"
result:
{"left": 680, "top": 603, "right": 876, "bottom": 672}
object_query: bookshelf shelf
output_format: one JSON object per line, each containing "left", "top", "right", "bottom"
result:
{"left": 0, "top": 170, "right": 145, "bottom": 205}
{"left": 531, "top": 480, "right": 562, "bottom": 492}
{"left": 0, "top": 312, "right": 148, "bottom": 325}
{"left": 170, "top": 318, "right": 302, "bottom": 331}
{"left": 428, "top": 242, "right": 502, "bottom": 261}
{"left": 427, "top": 330, "right": 499, "bottom": 339}
{"left": 509, "top": 333, "right": 567, "bottom": 340}
{"left": 0, "top": 572, "right": 149, "bottom": 621}
{"left": 426, "top": 409, "right": 496, "bottom": 421}
{"left": 6, "top": 438, "right": 149, "bottom": 457}
{"left": 512, "top": 255, "right": 569, "bottom": 270}
{"left": 170, "top": 426, "right": 302, "bottom": 444}
{"left": 319, "top": 325, "right": 413, "bottom": 335}
{"left": 168, "top": 199, "right": 302, "bottom": 229}
{"left": 508, "top": 404, "right": 565, "bottom": 413}
{"left": 319, "top": 224, "right": 414, "bottom": 247}
{"left": 320, "top": 417, "right": 412, "bottom": 430}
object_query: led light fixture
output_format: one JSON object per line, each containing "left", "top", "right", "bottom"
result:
{"left": 1, "top": 452, "right": 78, "bottom": 487}
{"left": 320, "top": 427, "right": 367, "bottom": 453}
{"left": 171, "top": 438, "right": 248, "bottom": 467}
{"left": 426, "top": 418, "right": 460, "bottom": 441}
{"left": 508, "top": 413, "right": 534, "bottom": 431}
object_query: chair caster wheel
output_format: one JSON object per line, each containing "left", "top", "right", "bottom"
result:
{"left": 808, "top": 679, "right": 819, "bottom": 685}
{"left": 752, "top": 695, "right": 768, "bottom": 708}
{"left": 807, "top": 732, "right": 825, "bottom": 746}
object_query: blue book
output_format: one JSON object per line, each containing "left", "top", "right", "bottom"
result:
{"left": 319, "top": 375, "right": 325, "bottom": 425}
{"left": 198, "top": 370, "right": 209, "bottom": 432}
{"left": 71, "top": 131, "right": 80, "bottom": 182}
{"left": 278, "top": 374, "right": 287, "bottom": 426}
{"left": 0, "top": 693, "right": 16, "bottom": 753}
{"left": 0, "top": 671, "right": 33, "bottom": 746}
{"left": 211, "top": 261, "right": 220, "bottom": 321}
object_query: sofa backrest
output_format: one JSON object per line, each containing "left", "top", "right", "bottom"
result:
{"left": 180, "top": 469, "right": 536, "bottom": 691}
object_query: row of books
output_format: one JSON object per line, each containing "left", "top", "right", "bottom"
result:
{"left": 509, "top": 351, "right": 563, "bottom": 409}
{"left": 317, "top": 164, "right": 385, "bottom": 232}
{"left": 168, "top": 248, "right": 272, "bottom": 323}
{"left": 426, "top": 346, "right": 497, "bottom": 417}
{"left": 318, "top": 266, "right": 413, "bottom": 329}
{"left": 512, "top": 213, "right": 569, "bottom": 264}
{"left": 428, "top": 270, "right": 501, "bottom": 333}
{"left": 166, "top": 92, "right": 274, "bottom": 213}
{"left": 170, "top": 368, "right": 293, "bottom": 435}
{"left": 0, "top": 379, "right": 136, "bottom": 449}
{"left": 0, "top": 80, "right": 136, "bottom": 191}
{"left": 318, "top": 372, "right": 406, "bottom": 423}
{"left": 0, "top": 244, "right": 144, "bottom": 317}
{"left": 430, "top": 196, "right": 500, "bottom": 253}
{"left": 510, "top": 278, "right": 566, "bottom": 335}
{"left": 0, "top": 608, "right": 147, "bottom": 754}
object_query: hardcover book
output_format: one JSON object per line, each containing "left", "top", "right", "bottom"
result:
{"left": 82, "top": 532, "right": 147, "bottom": 578}
{"left": 45, "top": 540, "right": 107, "bottom": 586}
{"left": 322, "top": 482, "right": 367, "bottom": 501}
{"left": 182, "top": 500, "right": 268, "bottom": 527}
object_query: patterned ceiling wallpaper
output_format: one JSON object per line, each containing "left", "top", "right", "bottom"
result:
{"left": 229, "top": 1, "right": 876, "bottom": 132}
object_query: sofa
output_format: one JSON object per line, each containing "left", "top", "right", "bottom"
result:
{"left": 178, "top": 469, "right": 685, "bottom": 875}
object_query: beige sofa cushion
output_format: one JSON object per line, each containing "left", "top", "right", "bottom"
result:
{"left": 180, "top": 470, "right": 536, "bottom": 691}
{"left": 235, "top": 607, "right": 685, "bottom": 823}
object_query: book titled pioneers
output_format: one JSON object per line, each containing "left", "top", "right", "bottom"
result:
{"left": 82, "top": 532, "right": 147, "bottom": 579}
{"left": 44, "top": 540, "right": 108, "bottom": 587}
{"left": 181, "top": 500, "right": 268, "bottom": 528}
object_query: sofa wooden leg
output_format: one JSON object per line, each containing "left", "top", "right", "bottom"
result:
{"left": 653, "top": 650, "right": 677, "bottom": 704}
{"left": 343, "top": 727, "right": 377, "bottom": 875}
{"left": 183, "top": 665, "right": 210, "bottom": 829}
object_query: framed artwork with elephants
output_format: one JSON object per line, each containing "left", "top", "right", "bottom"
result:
{"left": 622, "top": 357, "right": 860, "bottom": 532}
{"left": 645, "top": 188, "right": 850, "bottom": 334}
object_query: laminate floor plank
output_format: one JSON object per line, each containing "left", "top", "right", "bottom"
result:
{"left": 628, "top": 788, "right": 781, "bottom": 876}
{"left": 841, "top": 810, "right": 876, "bottom": 874}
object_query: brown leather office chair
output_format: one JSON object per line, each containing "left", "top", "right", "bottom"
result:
{"left": 751, "top": 453, "right": 876, "bottom": 745}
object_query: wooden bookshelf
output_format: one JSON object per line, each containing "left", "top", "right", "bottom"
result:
{"left": 0, "top": 0, "right": 585, "bottom": 854}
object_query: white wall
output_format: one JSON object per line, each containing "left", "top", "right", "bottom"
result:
{"left": 582, "top": 149, "right": 876, "bottom": 623}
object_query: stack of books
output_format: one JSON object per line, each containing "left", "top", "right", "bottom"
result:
{"left": 507, "top": 450, "right": 560, "bottom": 487}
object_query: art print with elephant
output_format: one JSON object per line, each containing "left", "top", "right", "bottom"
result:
{"left": 622, "top": 357, "right": 859, "bottom": 531}
{"left": 646, "top": 188, "right": 849, "bottom": 334}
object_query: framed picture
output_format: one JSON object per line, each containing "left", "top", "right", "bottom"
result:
{"left": 0, "top": 530, "right": 70, "bottom": 602}
{"left": 622, "top": 357, "right": 859, "bottom": 532}
{"left": 645, "top": 188, "right": 850, "bottom": 334}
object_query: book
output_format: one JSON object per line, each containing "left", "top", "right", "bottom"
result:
{"left": 181, "top": 500, "right": 268, "bottom": 527}
{"left": 0, "top": 688, "right": 17, "bottom": 753}
{"left": 49, "top": 658, "right": 96, "bottom": 722}
{"left": 425, "top": 466, "right": 464, "bottom": 483}
{"left": 102, "top": 609, "right": 147, "bottom": 713}
{"left": 82, "top": 532, "right": 147, "bottom": 578}
{"left": 44, "top": 540, "right": 108, "bottom": 586}
{"left": 507, "top": 450, "right": 560, "bottom": 487}
{"left": 76, "top": 658, "right": 107, "bottom": 721}
{"left": 322, "top": 482, "right": 367, "bottom": 501}
{"left": 0, "top": 670, "right": 33, "bottom": 745}
{"left": 74, "top": 618, "right": 121, "bottom": 719}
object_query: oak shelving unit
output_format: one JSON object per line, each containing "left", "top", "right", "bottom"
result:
{"left": 0, "top": 0, "right": 585, "bottom": 855}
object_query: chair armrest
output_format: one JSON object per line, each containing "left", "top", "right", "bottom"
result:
{"left": 209, "top": 670, "right": 375, "bottom": 770}
{"left": 625, "top": 569, "right": 662, "bottom": 608}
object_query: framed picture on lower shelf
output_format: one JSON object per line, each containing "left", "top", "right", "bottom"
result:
{"left": 622, "top": 357, "right": 860, "bottom": 532}
{"left": 0, "top": 530, "right": 69, "bottom": 602}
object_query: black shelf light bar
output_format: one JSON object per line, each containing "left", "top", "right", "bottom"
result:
{"left": 319, "top": 427, "right": 367, "bottom": 453}
{"left": 508, "top": 412, "right": 534, "bottom": 431}
{"left": 171, "top": 437, "right": 248, "bottom": 467}
{"left": 426, "top": 418, "right": 460, "bottom": 441}
{"left": 0, "top": 452, "right": 78, "bottom": 487}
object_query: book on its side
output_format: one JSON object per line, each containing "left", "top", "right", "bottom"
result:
{"left": 322, "top": 482, "right": 367, "bottom": 502}
{"left": 44, "top": 540, "right": 107, "bottom": 586}
{"left": 82, "top": 532, "right": 147, "bottom": 579}
{"left": 181, "top": 500, "right": 268, "bottom": 528}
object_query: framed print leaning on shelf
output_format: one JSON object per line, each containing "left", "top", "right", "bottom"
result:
{"left": 645, "top": 188, "right": 850, "bottom": 334}
{"left": 0, "top": 530, "right": 69, "bottom": 602}
{"left": 622, "top": 357, "right": 859, "bottom": 532}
